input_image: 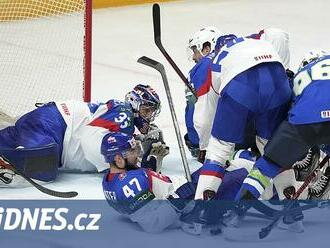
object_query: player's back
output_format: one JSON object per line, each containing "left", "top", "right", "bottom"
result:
{"left": 289, "top": 55, "right": 330, "bottom": 125}
{"left": 103, "top": 169, "right": 154, "bottom": 215}
{"left": 212, "top": 37, "right": 282, "bottom": 94}
{"left": 58, "top": 100, "right": 135, "bottom": 172}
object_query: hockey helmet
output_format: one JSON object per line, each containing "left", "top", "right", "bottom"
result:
{"left": 298, "top": 49, "right": 327, "bottom": 70}
{"left": 125, "top": 84, "right": 161, "bottom": 133}
{"left": 188, "top": 26, "right": 222, "bottom": 60}
{"left": 101, "top": 132, "right": 142, "bottom": 169}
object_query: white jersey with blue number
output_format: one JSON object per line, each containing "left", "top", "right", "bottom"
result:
{"left": 55, "top": 100, "right": 135, "bottom": 172}
{"left": 192, "top": 38, "right": 282, "bottom": 149}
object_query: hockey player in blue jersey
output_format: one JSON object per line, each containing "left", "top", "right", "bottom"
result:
{"left": 102, "top": 131, "right": 257, "bottom": 234}
{"left": 0, "top": 84, "right": 165, "bottom": 186}
{"left": 235, "top": 49, "right": 330, "bottom": 205}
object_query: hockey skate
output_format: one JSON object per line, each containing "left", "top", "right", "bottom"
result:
{"left": 180, "top": 191, "right": 224, "bottom": 235}
{"left": 277, "top": 217, "right": 304, "bottom": 233}
{"left": 293, "top": 146, "right": 320, "bottom": 181}
{"left": 308, "top": 166, "right": 330, "bottom": 199}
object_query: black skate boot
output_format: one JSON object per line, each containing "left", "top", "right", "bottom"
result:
{"left": 308, "top": 166, "right": 330, "bottom": 199}
{"left": 293, "top": 146, "right": 320, "bottom": 181}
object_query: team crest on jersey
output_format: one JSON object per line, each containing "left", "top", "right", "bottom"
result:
{"left": 107, "top": 136, "right": 117, "bottom": 143}
{"left": 321, "top": 110, "right": 330, "bottom": 119}
{"left": 118, "top": 173, "right": 127, "bottom": 181}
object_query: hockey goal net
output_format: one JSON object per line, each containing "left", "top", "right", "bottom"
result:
{"left": 0, "top": 0, "right": 92, "bottom": 122}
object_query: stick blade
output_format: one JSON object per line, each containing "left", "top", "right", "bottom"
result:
{"left": 152, "top": 3, "right": 161, "bottom": 45}
{"left": 137, "top": 56, "right": 164, "bottom": 71}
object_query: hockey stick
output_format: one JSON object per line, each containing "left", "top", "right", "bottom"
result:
{"left": 259, "top": 155, "right": 330, "bottom": 239}
{"left": 152, "top": 3, "right": 197, "bottom": 98}
{"left": 0, "top": 156, "right": 78, "bottom": 198}
{"left": 137, "top": 56, "right": 192, "bottom": 182}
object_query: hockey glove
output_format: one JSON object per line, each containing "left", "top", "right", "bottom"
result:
{"left": 184, "top": 133, "right": 200, "bottom": 158}
{"left": 185, "top": 86, "right": 197, "bottom": 105}
{"left": 147, "top": 142, "right": 169, "bottom": 173}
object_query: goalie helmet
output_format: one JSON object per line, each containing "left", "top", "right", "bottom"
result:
{"left": 188, "top": 26, "right": 222, "bottom": 59}
{"left": 298, "top": 48, "right": 327, "bottom": 70}
{"left": 125, "top": 84, "right": 161, "bottom": 134}
{"left": 101, "top": 132, "right": 142, "bottom": 170}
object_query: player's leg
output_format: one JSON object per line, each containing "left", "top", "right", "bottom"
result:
{"left": 0, "top": 144, "right": 60, "bottom": 186}
{"left": 195, "top": 93, "right": 253, "bottom": 200}
{"left": 0, "top": 103, "right": 66, "bottom": 185}
{"left": 15, "top": 103, "right": 66, "bottom": 149}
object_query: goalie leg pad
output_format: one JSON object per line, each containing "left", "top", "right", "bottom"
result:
{"left": 0, "top": 143, "right": 60, "bottom": 182}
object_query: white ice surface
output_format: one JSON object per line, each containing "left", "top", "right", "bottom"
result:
{"left": 1, "top": 0, "right": 330, "bottom": 246}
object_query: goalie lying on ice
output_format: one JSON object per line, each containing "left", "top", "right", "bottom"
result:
{"left": 0, "top": 84, "right": 165, "bottom": 187}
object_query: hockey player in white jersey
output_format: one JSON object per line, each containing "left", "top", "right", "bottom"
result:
{"left": 191, "top": 33, "right": 292, "bottom": 202}
{"left": 184, "top": 26, "right": 221, "bottom": 161}
{"left": 184, "top": 27, "right": 292, "bottom": 163}
{"left": 0, "top": 84, "right": 165, "bottom": 186}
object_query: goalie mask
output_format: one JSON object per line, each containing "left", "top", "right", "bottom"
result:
{"left": 125, "top": 84, "right": 161, "bottom": 134}
{"left": 101, "top": 132, "right": 142, "bottom": 171}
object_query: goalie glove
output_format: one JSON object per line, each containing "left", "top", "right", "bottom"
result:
{"left": 147, "top": 142, "right": 169, "bottom": 173}
{"left": 135, "top": 124, "right": 164, "bottom": 144}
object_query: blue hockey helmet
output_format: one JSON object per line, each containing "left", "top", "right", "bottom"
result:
{"left": 101, "top": 132, "right": 141, "bottom": 167}
{"left": 125, "top": 84, "right": 161, "bottom": 133}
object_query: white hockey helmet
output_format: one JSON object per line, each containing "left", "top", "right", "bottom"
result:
{"left": 188, "top": 26, "right": 222, "bottom": 59}
{"left": 298, "top": 48, "right": 327, "bottom": 70}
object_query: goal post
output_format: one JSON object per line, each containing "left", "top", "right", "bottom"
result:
{"left": 0, "top": 0, "right": 92, "bottom": 120}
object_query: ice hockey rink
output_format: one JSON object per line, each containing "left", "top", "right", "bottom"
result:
{"left": 1, "top": 0, "right": 330, "bottom": 246}
{"left": 2, "top": 0, "right": 330, "bottom": 199}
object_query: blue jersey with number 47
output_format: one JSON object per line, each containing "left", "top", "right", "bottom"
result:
{"left": 102, "top": 168, "right": 174, "bottom": 215}
{"left": 289, "top": 55, "right": 330, "bottom": 124}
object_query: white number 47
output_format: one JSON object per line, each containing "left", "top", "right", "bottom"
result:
{"left": 122, "top": 178, "right": 142, "bottom": 198}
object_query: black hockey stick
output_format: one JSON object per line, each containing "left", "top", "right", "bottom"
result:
{"left": 259, "top": 155, "right": 330, "bottom": 239}
{"left": 137, "top": 56, "right": 192, "bottom": 182}
{"left": 152, "top": 3, "right": 197, "bottom": 98}
{"left": 1, "top": 156, "right": 78, "bottom": 198}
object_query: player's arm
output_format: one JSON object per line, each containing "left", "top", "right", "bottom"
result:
{"left": 88, "top": 100, "right": 134, "bottom": 133}
{"left": 190, "top": 61, "right": 217, "bottom": 152}
{"left": 137, "top": 124, "right": 169, "bottom": 172}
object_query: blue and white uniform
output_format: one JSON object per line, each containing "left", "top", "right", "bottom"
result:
{"left": 0, "top": 100, "right": 135, "bottom": 181}
{"left": 102, "top": 150, "right": 255, "bottom": 233}
{"left": 193, "top": 37, "right": 292, "bottom": 199}
{"left": 185, "top": 28, "right": 290, "bottom": 152}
